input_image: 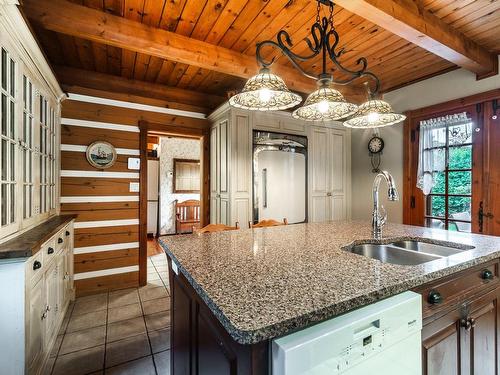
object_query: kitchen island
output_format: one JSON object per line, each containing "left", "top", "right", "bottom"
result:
{"left": 160, "top": 221, "right": 500, "bottom": 374}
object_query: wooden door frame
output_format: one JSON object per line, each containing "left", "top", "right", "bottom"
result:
{"left": 403, "top": 88, "right": 500, "bottom": 231}
{"left": 138, "top": 120, "right": 210, "bottom": 286}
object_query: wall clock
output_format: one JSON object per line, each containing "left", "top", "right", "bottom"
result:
{"left": 368, "top": 136, "right": 384, "bottom": 173}
{"left": 86, "top": 141, "right": 117, "bottom": 169}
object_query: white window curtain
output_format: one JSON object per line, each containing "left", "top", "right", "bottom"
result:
{"left": 417, "top": 112, "right": 471, "bottom": 195}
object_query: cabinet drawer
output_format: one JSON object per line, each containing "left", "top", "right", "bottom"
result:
{"left": 54, "top": 230, "right": 66, "bottom": 252}
{"left": 41, "top": 238, "right": 56, "bottom": 267}
{"left": 26, "top": 250, "right": 44, "bottom": 283}
{"left": 418, "top": 260, "right": 499, "bottom": 318}
{"left": 62, "top": 223, "right": 73, "bottom": 248}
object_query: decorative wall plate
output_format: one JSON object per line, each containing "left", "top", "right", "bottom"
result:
{"left": 86, "top": 141, "right": 117, "bottom": 169}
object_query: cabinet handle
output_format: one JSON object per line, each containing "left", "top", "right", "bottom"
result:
{"left": 460, "top": 317, "right": 476, "bottom": 331}
{"left": 47, "top": 247, "right": 54, "bottom": 254}
{"left": 33, "top": 261, "right": 42, "bottom": 271}
{"left": 427, "top": 290, "right": 443, "bottom": 305}
{"left": 65, "top": 230, "right": 70, "bottom": 236}
{"left": 481, "top": 269, "right": 494, "bottom": 280}
{"left": 58, "top": 238, "right": 63, "bottom": 244}
{"left": 41, "top": 312, "right": 46, "bottom": 320}
{"left": 326, "top": 192, "right": 332, "bottom": 197}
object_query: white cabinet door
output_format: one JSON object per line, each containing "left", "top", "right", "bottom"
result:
{"left": 309, "top": 126, "right": 330, "bottom": 223}
{"left": 309, "top": 126, "right": 349, "bottom": 222}
{"left": 44, "top": 262, "right": 58, "bottom": 343}
{"left": 57, "top": 253, "right": 66, "bottom": 317}
{"left": 27, "top": 277, "right": 44, "bottom": 373}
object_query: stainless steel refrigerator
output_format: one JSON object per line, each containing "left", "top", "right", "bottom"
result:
{"left": 253, "top": 131, "right": 307, "bottom": 224}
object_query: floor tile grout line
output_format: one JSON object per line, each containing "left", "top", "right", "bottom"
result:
{"left": 102, "top": 291, "right": 110, "bottom": 373}
{"left": 138, "top": 286, "right": 160, "bottom": 375}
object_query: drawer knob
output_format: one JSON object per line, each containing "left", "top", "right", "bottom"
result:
{"left": 428, "top": 290, "right": 443, "bottom": 305}
{"left": 65, "top": 230, "right": 70, "bottom": 236}
{"left": 47, "top": 247, "right": 54, "bottom": 254}
{"left": 58, "top": 238, "right": 63, "bottom": 244}
{"left": 481, "top": 269, "right": 494, "bottom": 280}
{"left": 33, "top": 261, "right": 42, "bottom": 271}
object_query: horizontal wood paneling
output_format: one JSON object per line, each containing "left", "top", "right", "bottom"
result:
{"left": 61, "top": 201, "right": 139, "bottom": 221}
{"left": 62, "top": 124, "right": 139, "bottom": 149}
{"left": 63, "top": 99, "right": 208, "bottom": 130}
{"left": 61, "top": 151, "right": 133, "bottom": 172}
{"left": 61, "top": 177, "right": 139, "bottom": 196}
{"left": 75, "top": 271, "right": 140, "bottom": 297}
{"left": 74, "top": 225, "right": 139, "bottom": 248}
{"left": 74, "top": 248, "right": 138, "bottom": 273}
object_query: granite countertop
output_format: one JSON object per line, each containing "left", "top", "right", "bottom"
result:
{"left": 159, "top": 221, "right": 500, "bottom": 344}
{"left": 0, "top": 215, "right": 77, "bottom": 259}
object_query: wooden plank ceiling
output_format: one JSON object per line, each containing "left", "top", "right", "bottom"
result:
{"left": 24, "top": 0, "right": 500, "bottom": 112}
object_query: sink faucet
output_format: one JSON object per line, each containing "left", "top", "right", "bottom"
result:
{"left": 372, "top": 170, "right": 399, "bottom": 240}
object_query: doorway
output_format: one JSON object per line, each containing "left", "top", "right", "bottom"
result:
{"left": 139, "top": 121, "right": 210, "bottom": 286}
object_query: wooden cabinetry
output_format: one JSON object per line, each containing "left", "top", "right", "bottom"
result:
{"left": 208, "top": 104, "right": 351, "bottom": 225}
{"left": 418, "top": 260, "right": 500, "bottom": 375}
{"left": 169, "top": 258, "right": 268, "bottom": 375}
{"left": 25, "top": 221, "right": 75, "bottom": 374}
{"left": 308, "top": 125, "right": 350, "bottom": 222}
{"left": 209, "top": 108, "right": 252, "bottom": 228}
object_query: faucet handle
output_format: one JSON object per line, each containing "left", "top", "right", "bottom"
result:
{"left": 379, "top": 205, "right": 387, "bottom": 226}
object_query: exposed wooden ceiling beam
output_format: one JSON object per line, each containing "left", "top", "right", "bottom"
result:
{"left": 23, "top": 0, "right": 363, "bottom": 99}
{"left": 334, "top": 0, "right": 498, "bottom": 78}
{"left": 55, "top": 66, "right": 225, "bottom": 112}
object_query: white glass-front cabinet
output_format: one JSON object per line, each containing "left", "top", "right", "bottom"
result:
{"left": 0, "top": 16, "right": 61, "bottom": 242}
{"left": 208, "top": 104, "right": 351, "bottom": 226}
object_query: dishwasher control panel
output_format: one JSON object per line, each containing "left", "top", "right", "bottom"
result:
{"left": 272, "top": 292, "right": 422, "bottom": 375}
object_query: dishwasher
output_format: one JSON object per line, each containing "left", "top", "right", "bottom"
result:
{"left": 272, "top": 291, "right": 422, "bottom": 375}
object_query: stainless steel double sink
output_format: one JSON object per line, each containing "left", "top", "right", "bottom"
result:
{"left": 344, "top": 240, "right": 475, "bottom": 266}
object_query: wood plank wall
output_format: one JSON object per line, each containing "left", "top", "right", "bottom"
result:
{"left": 60, "top": 88, "right": 209, "bottom": 296}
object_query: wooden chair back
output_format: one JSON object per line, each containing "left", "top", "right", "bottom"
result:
{"left": 249, "top": 218, "right": 288, "bottom": 228}
{"left": 195, "top": 222, "right": 240, "bottom": 234}
{"left": 175, "top": 199, "right": 200, "bottom": 234}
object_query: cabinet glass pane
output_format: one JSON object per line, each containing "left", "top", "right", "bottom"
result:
{"left": 1, "top": 139, "right": 6, "bottom": 180}
{"left": 10, "top": 184, "right": 14, "bottom": 223}
{"left": 1, "top": 94, "right": 6, "bottom": 136}
{"left": 1, "top": 184, "right": 6, "bottom": 226}
{"left": 9, "top": 59, "right": 14, "bottom": 97}
{"left": 10, "top": 142, "right": 14, "bottom": 180}
{"left": 9, "top": 100, "right": 14, "bottom": 137}
{"left": 1, "top": 49, "right": 6, "bottom": 90}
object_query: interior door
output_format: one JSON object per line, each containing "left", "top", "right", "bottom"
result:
{"left": 256, "top": 150, "right": 306, "bottom": 224}
{"left": 405, "top": 104, "right": 484, "bottom": 233}
{"left": 484, "top": 103, "right": 500, "bottom": 235}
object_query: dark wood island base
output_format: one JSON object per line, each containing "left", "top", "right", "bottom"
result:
{"left": 168, "top": 255, "right": 500, "bottom": 375}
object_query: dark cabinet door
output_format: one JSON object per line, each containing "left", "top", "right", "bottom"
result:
{"left": 461, "top": 288, "right": 500, "bottom": 375}
{"left": 422, "top": 307, "right": 462, "bottom": 375}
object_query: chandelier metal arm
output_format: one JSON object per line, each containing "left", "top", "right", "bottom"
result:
{"left": 254, "top": 2, "right": 382, "bottom": 97}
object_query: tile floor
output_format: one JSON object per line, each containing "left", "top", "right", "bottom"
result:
{"left": 44, "top": 252, "right": 171, "bottom": 375}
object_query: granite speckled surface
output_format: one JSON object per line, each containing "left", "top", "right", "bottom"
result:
{"left": 159, "top": 221, "right": 500, "bottom": 344}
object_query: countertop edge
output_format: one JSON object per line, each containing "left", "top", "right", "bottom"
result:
{"left": 0, "top": 215, "right": 77, "bottom": 260}
{"left": 161, "top": 239, "right": 500, "bottom": 345}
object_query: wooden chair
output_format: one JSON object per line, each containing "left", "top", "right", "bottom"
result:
{"left": 195, "top": 222, "right": 240, "bottom": 234}
{"left": 175, "top": 199, "right": 200, "bottom": 234}
{"left": 249, "top": 218, "right": 288, "bottom": 228}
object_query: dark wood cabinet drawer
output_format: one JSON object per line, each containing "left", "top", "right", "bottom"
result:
{"left": 415, "top": 260, "right": 499, "bottom": 319}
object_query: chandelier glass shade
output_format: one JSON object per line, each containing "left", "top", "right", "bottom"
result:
{"left": 228, "top": 0, "right": 405, "bottom": 128}
{"left": 292, "top": 81, "right": 358, "bottom": 121}
{"left": 343, "top": 100, "right": 406, "bottom": 128}
{"left": 228, "top": 68, "right": 302, "bottom": 111}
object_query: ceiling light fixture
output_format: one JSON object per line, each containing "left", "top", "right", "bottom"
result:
{"left": 229, "top": 0, "right": 405, "bottom": 128}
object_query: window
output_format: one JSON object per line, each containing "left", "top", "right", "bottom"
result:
{"left": 421, "top": 113, "right": 473, "bottom": 232}
{"left": 22, "top": 75, "right": 34, "bottom": 219}
{"left": 0, "top": 47, "right": 16, "bottom": 230}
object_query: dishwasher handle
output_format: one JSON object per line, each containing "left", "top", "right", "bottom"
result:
{"left": 262, "top": 168, "right": 268, "bottom": 208}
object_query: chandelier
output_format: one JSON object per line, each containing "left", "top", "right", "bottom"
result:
{"left": 229, "top": 0, "right": 405, "bottom": 128}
